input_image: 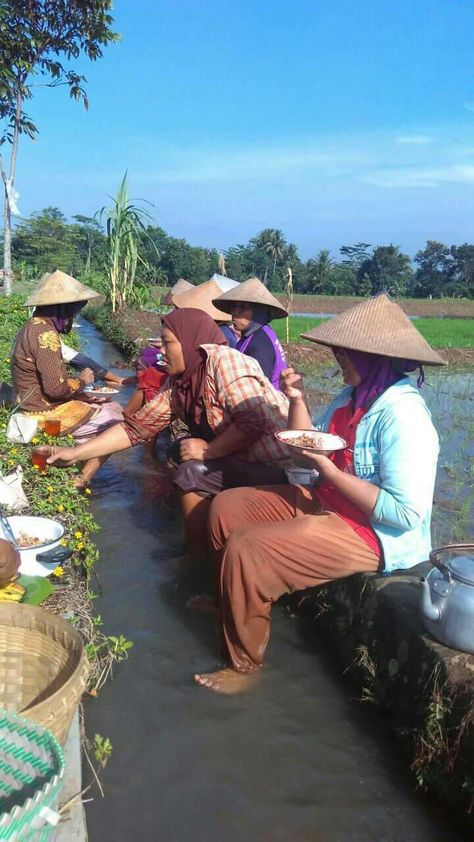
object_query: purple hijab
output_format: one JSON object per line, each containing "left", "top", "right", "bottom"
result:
{"left": 34, "top": 302, "right": 85, "bottom": 334}
{"left": 345, "top": 349, "right": 425, "bottom": 410}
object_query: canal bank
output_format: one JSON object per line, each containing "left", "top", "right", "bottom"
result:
{"left": 78, "top": 316, "right": 471, "bottom": 840}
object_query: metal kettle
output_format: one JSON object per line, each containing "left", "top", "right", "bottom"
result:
{"left": 420, "top": 543, "right": 474, "bottom": 654}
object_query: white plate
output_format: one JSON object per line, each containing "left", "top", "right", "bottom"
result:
{"left": 83, "top": 386, "right": 119, "bottom": 396}
{"left": 275, "top": 429, "right": 347, "bottom": 454}
{"left": 0, "top": 515, "right": 64, "bottom": 577}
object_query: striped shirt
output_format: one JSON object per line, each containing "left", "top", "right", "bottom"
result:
{"left": 123, "top": 344, "right": 291, "bottom": 466}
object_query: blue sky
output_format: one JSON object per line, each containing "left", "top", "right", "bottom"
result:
{"left": 10, "top": 0, "right": 474, "bottom": 259}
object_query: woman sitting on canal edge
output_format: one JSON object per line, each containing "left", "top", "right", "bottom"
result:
{"left": 47, "top": 308, "right": 292, "bottom": 563}
{"left": 212, "top": 277, "right": 288, "bottom": 390}
{"left": 11, "top": 270, "right": 124, "bottom": 488}
{"left": 194, "top": 293, "right": 445, "bottom": 694}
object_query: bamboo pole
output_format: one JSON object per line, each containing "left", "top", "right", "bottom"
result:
{"left": 285, "top": 267, "right": 293, "bottom": 344}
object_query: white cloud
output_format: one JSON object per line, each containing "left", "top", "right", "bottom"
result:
{"left": 396, "top": 135, "right": 434, "bottom": 145}
{"left": 361, "top": 164, "right": 474, "bottom": 188}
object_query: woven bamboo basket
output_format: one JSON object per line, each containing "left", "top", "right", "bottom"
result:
{"left": 0, "top": 709, "right": 64, "bottom": 841}
{"left": 0, "top": 604, "right": 89, "bottom": 745}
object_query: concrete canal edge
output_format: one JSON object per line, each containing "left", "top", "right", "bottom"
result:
{"left": 54, "top": 710, "right": 88, "bottom": 842}
{"left": 296, "top": 563, "right": 474, "bottom": 828}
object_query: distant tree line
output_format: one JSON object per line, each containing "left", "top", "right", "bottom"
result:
{"left": 6, "top": 207, "right": 474, "bottom": 299}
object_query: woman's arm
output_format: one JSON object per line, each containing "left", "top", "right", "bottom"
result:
{"left": 280, "top": 368, "right": 312, "bottom": 429}
{"left": 302, "top": 453, "right": 380, "bottom": 517}
{"left": 179, "top": 423, "right": 249, "bottom": 462}
{"left": 47, "top": 423, "right": 132, "bottom": 466}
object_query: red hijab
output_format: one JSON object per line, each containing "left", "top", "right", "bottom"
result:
{"left": 162, "top": 308, "right": 226, "bottom": 427}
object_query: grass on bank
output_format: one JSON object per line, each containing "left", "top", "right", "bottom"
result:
{"left": 273, "top": 316, "right": 474, "bottom": 348}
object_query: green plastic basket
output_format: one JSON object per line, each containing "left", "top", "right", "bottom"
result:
{"left": 0, "top": 710, "right": 64, "bottom": 841}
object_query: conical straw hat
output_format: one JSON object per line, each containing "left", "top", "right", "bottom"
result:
{"left": 210, "top": 272, "right": 240, "bottom": 292}
{"left": 25, "top": 269, "right": 100, "bottom": 306}
{"left": 301, "top": 293, "right": 446, "bottom": 365}
{"left": 213, "top": 276, "right": 288, "bottom": 319}
{"left": 172, "top": 279, "right": 231, "bottom": 321}
{"left": 161, "top": 278, "right": 194, "bottom": 306}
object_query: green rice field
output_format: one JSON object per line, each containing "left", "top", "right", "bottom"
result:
{"left": 273, "top": 316, "right": 474, "bottom": 347}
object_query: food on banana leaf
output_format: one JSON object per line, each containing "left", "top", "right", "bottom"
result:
{"left": 0, "top": 580, "right": 26, "bottom": 602}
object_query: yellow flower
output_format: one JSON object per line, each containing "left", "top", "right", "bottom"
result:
{"left": 4, "top": 358, "right": 10, "bottom": 363}
{"left": 60, "top": 538, "right": 67, "bottom": 546}
{"left": 74, "top": 531, "right": 82, "bottom": 539}
{"left": 8, "top": 460, "right": 13, "bottom": 466}
{"left": 10, "top": 448, "right": 17, "bottom": 455}
{"left": 33, "top": 464, "right": 40, "bottom": 470}
{"left": 57, "top": 504, "right": 65, "bottom": 512}
{"left": 52, "top": 566, "right": 64, "bottom": 577}
{"left": 76, "top": 541, "right": 84, "bottom": 551}
{"left": 31, "top": 437, "right": 39, "bottom": 445}
{"left": 47, "top": 486, "right": 53, "bottom": 493}
{"left": 84, "top": 488, "right": 92, "bottom": 495}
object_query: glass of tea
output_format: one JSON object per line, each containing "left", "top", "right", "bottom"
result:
{"left": 31, "top": 446, "right": 51, "bottom": 472}
{"left": 44, "top": 418, "right": 61, "bottom": 436}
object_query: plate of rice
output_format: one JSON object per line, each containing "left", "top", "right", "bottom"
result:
{"left": 275, "top": 429, "right": 347, "bottom": 455}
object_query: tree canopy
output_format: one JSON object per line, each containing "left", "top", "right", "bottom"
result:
{"left": 9, "top": 206, "right": 474, "bottom": 299}
{"left": 0, "top": 0, "right": 118, "bottom": 294}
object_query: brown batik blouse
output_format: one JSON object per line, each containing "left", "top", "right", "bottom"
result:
{"left": 11, "top": 317, "right": 85, "bottom": 412}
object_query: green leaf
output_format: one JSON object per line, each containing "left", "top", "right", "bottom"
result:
{"left": 17, "top": 574, "right": 55, "bottom": 605}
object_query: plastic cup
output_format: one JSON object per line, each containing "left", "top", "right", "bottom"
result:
{"left": 44, "top": 418, "right": 61, "bottom": 436}
{"left": 31, "top": 446, "right": 50, "bottom": 472}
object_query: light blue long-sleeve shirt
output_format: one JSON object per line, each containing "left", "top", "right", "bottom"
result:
{"left": 314, "top": 378, "right": 439, "bottom": 572}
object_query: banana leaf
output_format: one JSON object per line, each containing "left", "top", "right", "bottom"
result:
{"left": 17, "top": 575, "right": 55, "bottom": 605}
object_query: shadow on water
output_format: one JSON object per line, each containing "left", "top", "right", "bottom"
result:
{"left": 78, "top": 318, "right": 469, "bottom": 842}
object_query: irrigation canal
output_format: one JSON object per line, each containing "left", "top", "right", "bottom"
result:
{"left": 78, "top": 317, "right": 467, "bottom": 841}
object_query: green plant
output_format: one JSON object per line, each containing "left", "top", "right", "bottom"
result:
{"left": 99, "top": 173, "right": 155, "bottom": 313}
{"left": 93, "top": 734, "right": 113, "bottom": 769}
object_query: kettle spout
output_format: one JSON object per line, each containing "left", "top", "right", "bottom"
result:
{"left": 420, "top": 577, "right": 441, "bottom": 623}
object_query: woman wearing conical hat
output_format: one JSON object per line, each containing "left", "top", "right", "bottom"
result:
{"left": 212, "top": 278, "right": 288, "bottom": 389}
{"left": 46, "top": 308, "right": 293, "bottom": 565}
{"left": 193, "top": 294, "right": 445, "bottom": 694}
{"left": 11, "top": 270, "right": 124, "bottom": 487}
{"left": 172, "top": 278, "right": 239, "bottom": 349}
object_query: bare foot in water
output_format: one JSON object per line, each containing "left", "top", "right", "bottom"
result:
{"left": 73, "top": 474, "right": 89, "bottom": 492}
{"left": 186, "top": 594, "right": 217, "bottom": 614}
{"left": 194, "top": 667, "right": 260, "bottom": 694}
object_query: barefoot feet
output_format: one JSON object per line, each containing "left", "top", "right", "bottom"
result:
{"left": 194, "top": 667, "right": 259, "bottom": 694}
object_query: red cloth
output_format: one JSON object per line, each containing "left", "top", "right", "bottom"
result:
{"left": 137, "top": 367, "right": 167, "bottom": 403}
{"left": 315, "top": 402, "right": 381, "bottom": 557}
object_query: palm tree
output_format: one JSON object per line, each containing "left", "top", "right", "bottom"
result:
{"left": 263, "top": 229, "right": 286, "bottom": 281}
{"left": 307, "top": 249, "right": 332, "bottom": 293}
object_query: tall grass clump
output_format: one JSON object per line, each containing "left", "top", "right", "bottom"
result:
{"left": 99, "top": 172, "right": 154, "bottom": 313}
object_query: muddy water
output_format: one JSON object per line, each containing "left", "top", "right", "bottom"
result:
{"left": 77, "top": 319, "right": 466, "bottom": 841}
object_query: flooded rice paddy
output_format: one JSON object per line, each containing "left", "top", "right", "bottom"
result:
{"left": 78, "top": 318, "right": 471, "bottom": 841}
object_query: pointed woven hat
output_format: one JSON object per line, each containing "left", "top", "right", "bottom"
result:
{"left": 25, "top": 269, "right": 100, "bottom": 306}
{"left": 161, "top": 278, "right": 194, "bottom": 306}
{"left": 172, "top": 279, "right": 231, "bottom": 321}
{"left": 213, "top": 276, "right": 288, "bottom": 319}
{"left": 301, "top": 293, "right": 446, "bottom": 365}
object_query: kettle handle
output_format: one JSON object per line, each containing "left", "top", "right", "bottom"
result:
{"left": 430, "top": 543, "right": 474, "bottom": 578}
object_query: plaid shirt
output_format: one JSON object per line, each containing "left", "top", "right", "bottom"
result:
{"left": 123, "top": 344, "right": 291, "bottom": 466}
